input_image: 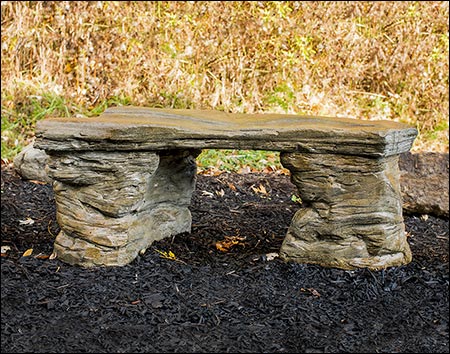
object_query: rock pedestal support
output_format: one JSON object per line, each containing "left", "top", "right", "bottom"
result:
{"left": 35, "top": 107, "right": 417, "bottom": 269}
{"left": 279, "top": 153, "right": 411, "bottom": 270}
{"left": 48, "top": 149, "right": 199, "bottom": 267}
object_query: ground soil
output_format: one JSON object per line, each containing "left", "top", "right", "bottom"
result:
{"left": 1, "top": 163, "right": 448, "bottom": 353}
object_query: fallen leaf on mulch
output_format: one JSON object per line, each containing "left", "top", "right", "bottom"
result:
{"left": 201, "top": 190, "right": 214, "bottom": 197}
{"left": 155, "top": 249, "right": 177, "bottom": 260}
{"left": 251, "top": 184, "right": 268, "bottom": 195}
{"left": 1, "top": 245, "right": 12, "bottom": 254}
{"left": 291, "top": 194, "right": 303, "bottom": 204}
{"left": 265, "top": 252, "right": 279, "bottom": 261}
{"left": 34, "top": 253, "right": 50, "bottom": 259}
{"left": 22, "top": 248, "right": 33, "bottom": 257}
{"left": 19, "top": 218, "right": 35, "bottom": 225}
{"left": 216, "top": 236, "right": 246, "bottom": 252}
{"left": 215, "top": 188, "right": 225, "bottom": 197}
{"left": 227, "top": 182, "right": 237, "bottom": 191}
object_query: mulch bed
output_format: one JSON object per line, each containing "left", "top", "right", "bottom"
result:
{"left": 1, "top": 165, "right": 448, "bottom": 353}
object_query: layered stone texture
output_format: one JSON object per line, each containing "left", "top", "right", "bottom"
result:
{"left": 35, "top": 107, "right": 417, "bottom": 269}
{"left": 35, "top": 106, "right": 417, "bottom": 156}
{"left": 279, "top": 153, "right": 411, "bottom": 270}
{"left": 47, "top": 149, "right": 199, "bottom": 267}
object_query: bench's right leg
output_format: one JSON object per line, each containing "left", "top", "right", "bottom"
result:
{"left": 48, "top": 149, "right": 199, "bottom": 267}
{"left": 279, "top": 152, "right": 412, "bottom": 270}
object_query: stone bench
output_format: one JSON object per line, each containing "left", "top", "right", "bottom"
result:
{"left": 35, "top": 107, "right": 417, "bottom": 270}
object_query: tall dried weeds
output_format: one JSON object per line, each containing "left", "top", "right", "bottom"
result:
{"left": 1, "top": 1, "right": 448, "bottom": 154}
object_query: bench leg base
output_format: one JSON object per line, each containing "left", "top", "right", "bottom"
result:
{"left": 49, "top": 149, "right": 199, "bottom": 267}
{"left": 279, "top": 152, "right": 412, "bottom": 270}
{"left": 52, "top": 206, "right": 193, "bottom": 267}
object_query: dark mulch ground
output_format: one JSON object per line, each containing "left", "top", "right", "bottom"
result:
{"left": 1, "top": 164, "right": 449, "bottom": 353}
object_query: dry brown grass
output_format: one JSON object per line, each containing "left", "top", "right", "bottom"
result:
{"left": 1, "top": 1, "right": 448, "bottom": 157}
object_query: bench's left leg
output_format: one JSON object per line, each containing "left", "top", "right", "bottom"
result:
{"left": 48, "top": 149, "right": 199, "bottom": 267}
{"left": 279, "top": 152, "right": 412, "bottom": 270}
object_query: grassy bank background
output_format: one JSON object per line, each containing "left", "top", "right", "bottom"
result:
{"left": 1, "top": 1, "right": 448, "bottom": 170}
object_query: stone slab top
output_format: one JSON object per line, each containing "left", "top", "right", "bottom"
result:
{"left": 35, "top": 106, "right": 417, "bottom": 157}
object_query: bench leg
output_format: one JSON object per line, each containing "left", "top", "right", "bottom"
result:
{"left": 48, "top": 149, "right": 199, "bottom": 267}
{"left": 279, "top": 152, "right": 412, "bottom": 270}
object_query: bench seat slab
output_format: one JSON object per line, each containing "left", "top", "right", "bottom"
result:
{"left": 35, "top": 107, "right": 417, "bottom": 157}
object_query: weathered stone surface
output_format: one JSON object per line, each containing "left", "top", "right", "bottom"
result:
{"left": 13, "top": 141, "right": 51, "bottom": 183}
{"left": 279, "top": 152, "right": 411, "bottom": 270}
{"left": 49, "top": 149, "right": 199, "bottom": 267}
{"left": 399, "top": 152, "right": 449, "bottom": 217}
{"left": 35, "top": 106, "right": 417, "bottom": 157}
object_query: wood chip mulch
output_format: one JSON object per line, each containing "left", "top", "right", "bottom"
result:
{"left": 1, "top": 166, "right": 448, "bottom": 353}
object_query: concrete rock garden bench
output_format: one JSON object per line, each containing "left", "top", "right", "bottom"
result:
{"left": 35, "top": 107, "right": 417, "bottom": 270}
